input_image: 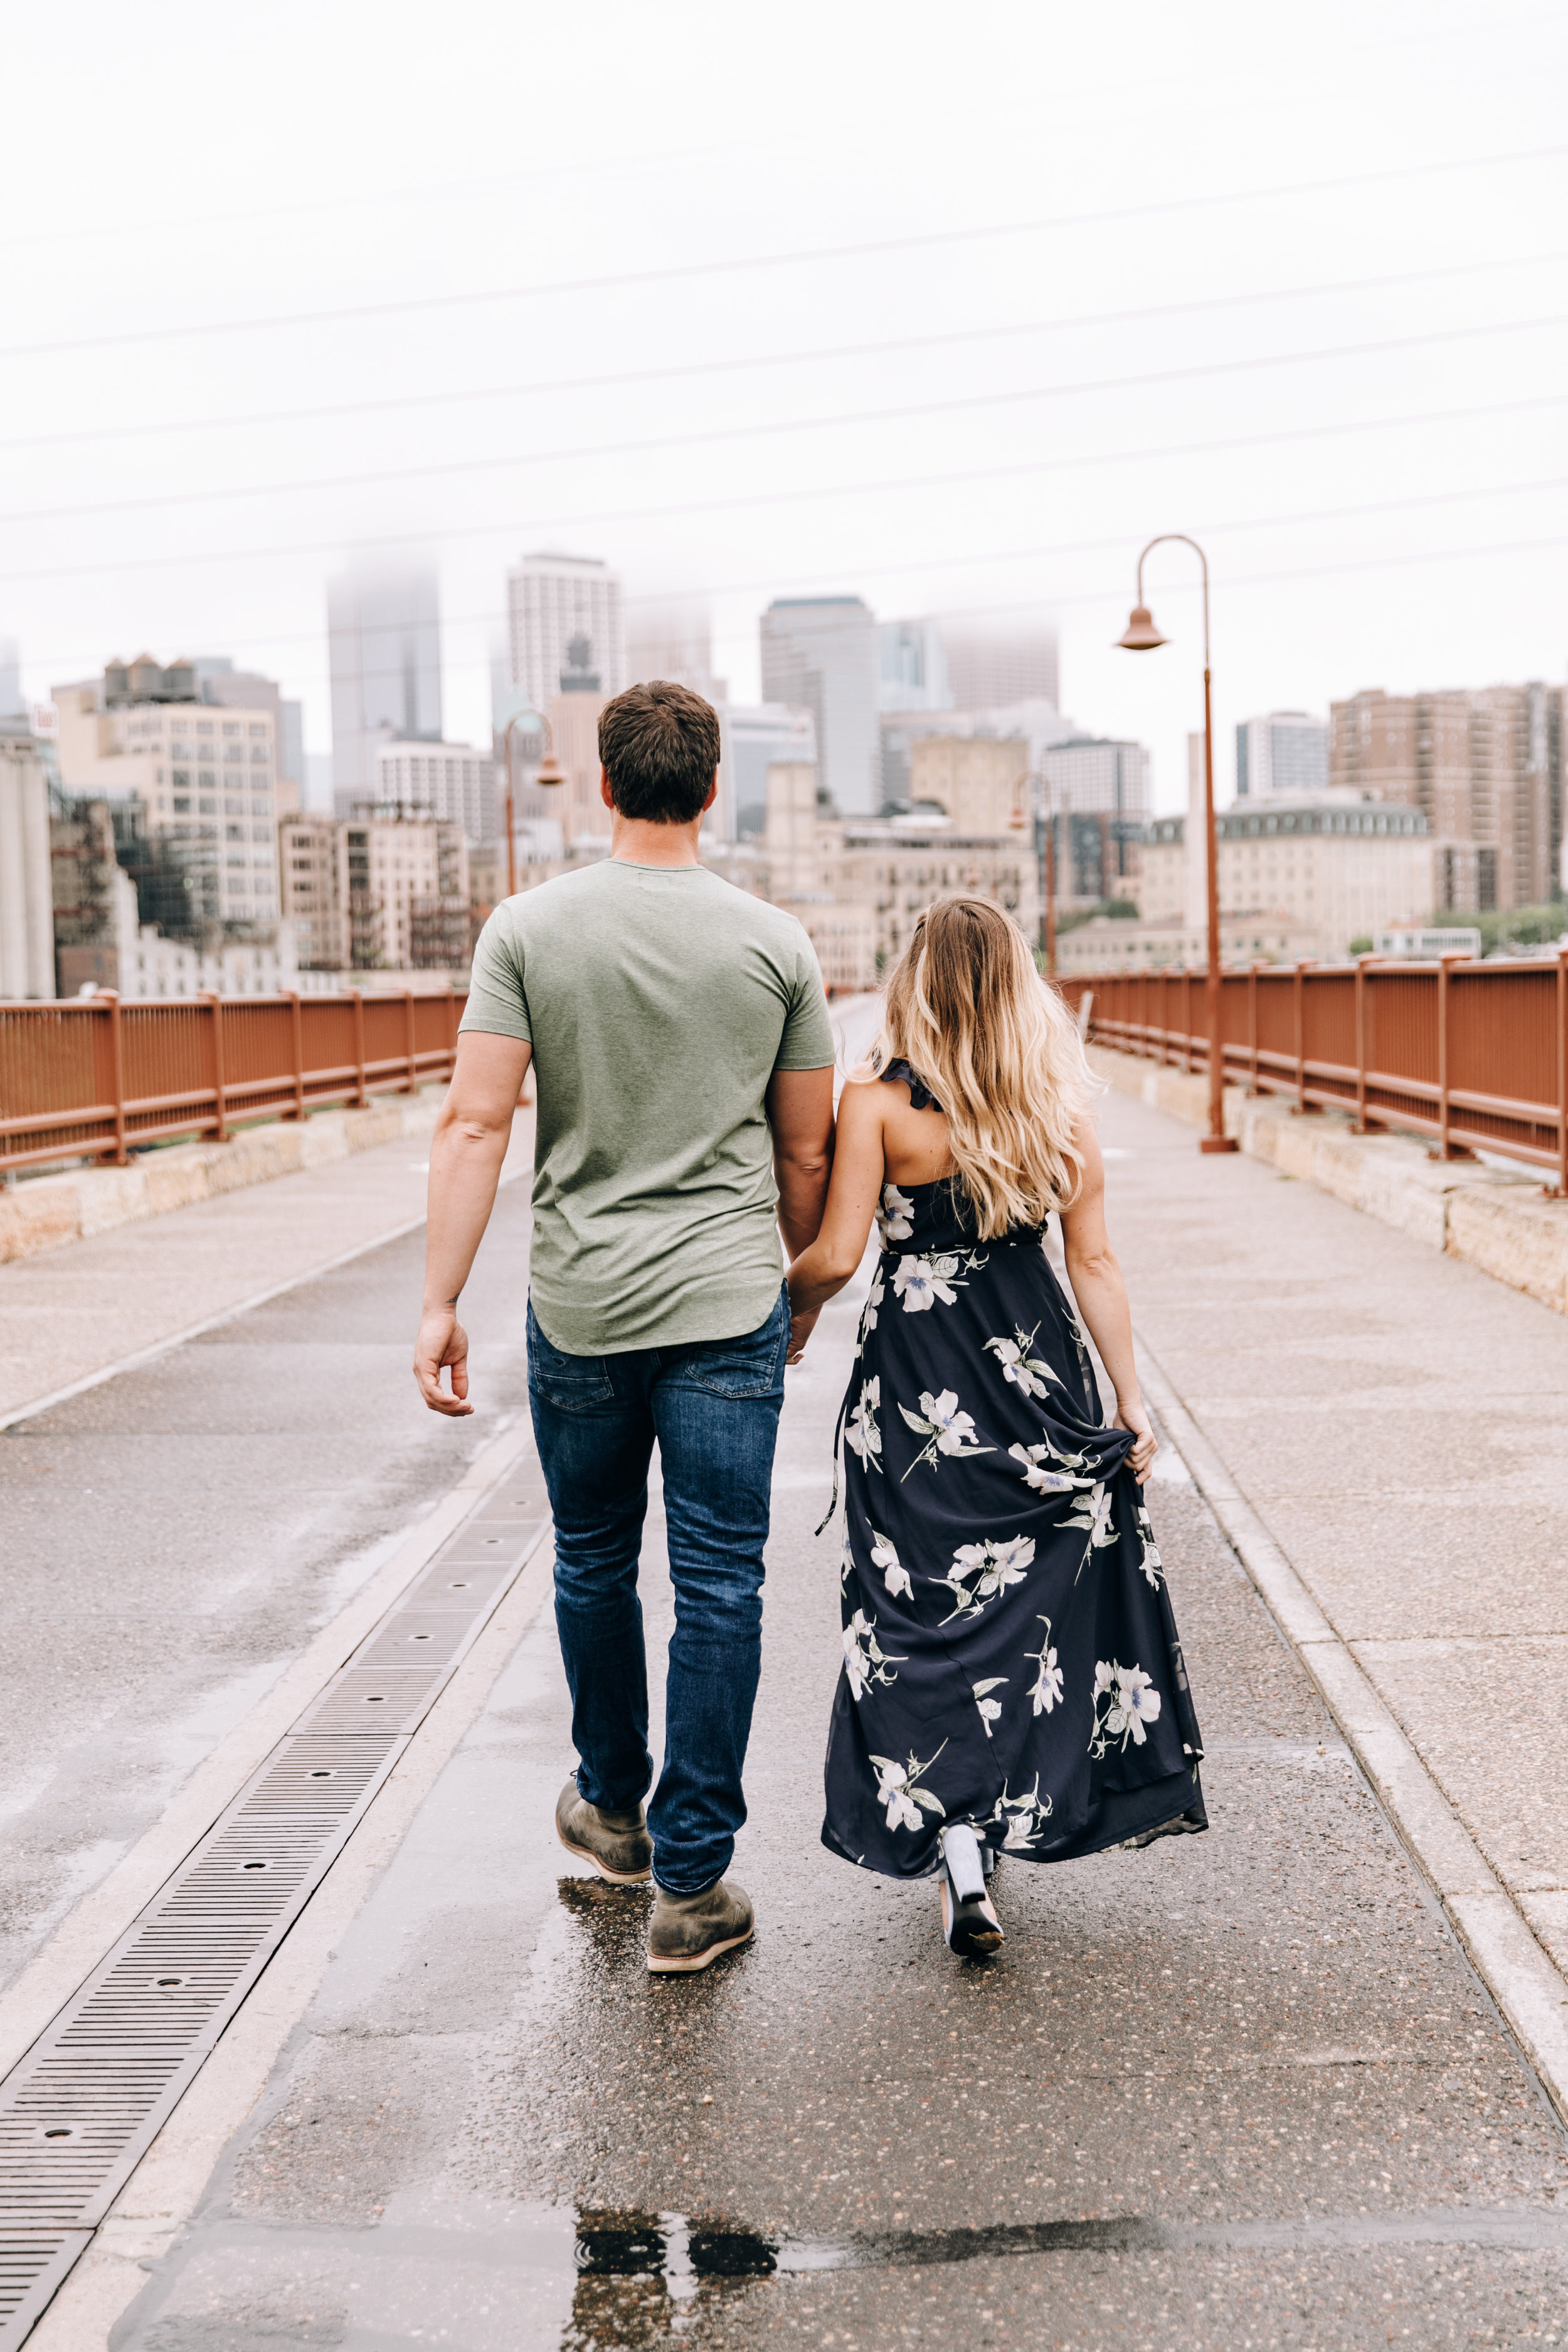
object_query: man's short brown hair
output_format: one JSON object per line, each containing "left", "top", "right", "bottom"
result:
{"left": 598, "top": 681, "right": 721, "bottom": 824}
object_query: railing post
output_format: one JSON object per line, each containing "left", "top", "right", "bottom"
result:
{"left": 1290, "top": 961, "right": 1324, "bottom": 1116}
{"left": 202, "top": 990, "right": 229, "bottom": 1142}
{"left": 403, "top": 987, "right": 417, "bottom": 1094}
{"left": 1247, "top": 962, "right": 1259, "bottom": 1096}
{"left": 283, "top": 989, "right": 305, "bottom": 1121}
{"left": 445, "top": 982, "right": 460, "bottom": 1076}
{"left": 1353, "top": 955, "right": 1370, "bottom": 1132}
{"left": 1552, "top": 945, "right": 1568, "bottom": 1199}
{"left": 352, "top": 987, "right": 368, "bottom": 1109}
{"left": 1429, "top": 953, "right": 1476, "bottom": 1161}
{"left": 97, "top": 988, "right": 130, "bottom": 1166}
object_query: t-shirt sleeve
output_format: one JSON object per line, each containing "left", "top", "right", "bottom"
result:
{"left": 458, "top": 906, "right": 532, "bottom": 1042}
{"left": 771, "top": 932, "right": 837, "bottom": 1071}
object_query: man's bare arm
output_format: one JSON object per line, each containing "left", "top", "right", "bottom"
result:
{"left": 414, "top": 1030, "right": 532, "bottom": 1417}
{"left": 765, "top": 1064, "right": 835, "bottom": 1361}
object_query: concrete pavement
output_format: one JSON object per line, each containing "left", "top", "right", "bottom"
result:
{"left": 66, "top": 1098, "right": 1568, "bottom": 2349}
{"left": 0, "top": 1111, "right": 531, "bottom": 2009}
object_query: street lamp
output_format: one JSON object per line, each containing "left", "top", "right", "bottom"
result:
{"left": 501, "top": 709, "right": 566, "bottom": 899}
{"left": 1116, "top": 534, "right": 1238, "bottom": 1155}
{"left": 1034, "top": 771, "right": 1058, "bottom": 979}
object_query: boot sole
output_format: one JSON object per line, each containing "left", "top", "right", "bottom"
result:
{"left": 645, "top": 1922, "right": 755, "bottom": 1974}
{"left": 940, "top": 1877, "right": 1004, "bottom": 1957}
{"left": 556, "top": 1825, "right": 652, "bottom": 1885}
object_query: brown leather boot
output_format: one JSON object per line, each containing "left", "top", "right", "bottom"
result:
{"left": 555, "top": 1777, "right": 652, "bottom": 1884}
{"left": 645, "top": 1877, "right": 755, "bottom": 1973}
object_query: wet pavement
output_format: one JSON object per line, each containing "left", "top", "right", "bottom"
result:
{"left": 0, "top": 1174, "right": 532, "bottom": 2005}
{"left": 102, "top": 1127, "right": 1568, "bottom": 2349}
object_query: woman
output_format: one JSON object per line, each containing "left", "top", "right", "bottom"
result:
{"left": 787, "top": 897, "right": 1205, "bottom": 1957}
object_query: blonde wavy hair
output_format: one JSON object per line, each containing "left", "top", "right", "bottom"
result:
{"left": 869, "top": 896, "right": 1096, "bottom": 1238}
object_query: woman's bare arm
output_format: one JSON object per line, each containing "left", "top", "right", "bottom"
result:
{"left": 785, "top": 1080, "right": 889, "bottom": 1322}
{"left": 1057, "top": 1120, "right": 1157, "bottom": 1484}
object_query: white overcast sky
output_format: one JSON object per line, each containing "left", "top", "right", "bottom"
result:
{"left": 3, "top": 0, "right": 1565, "bottom": 808}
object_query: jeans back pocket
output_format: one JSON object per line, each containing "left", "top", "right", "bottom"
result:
{"left": 526, "top": 1302, "right": 616, "bottom": 1408}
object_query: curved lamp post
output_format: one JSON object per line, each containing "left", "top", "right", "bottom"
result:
{"left": 1116, "top": 535, "right": 1238, "bottom": 1154}
{"left": 501, "top": 709, "right": 566, "bottom": 899}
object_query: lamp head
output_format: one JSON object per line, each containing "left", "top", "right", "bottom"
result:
{"left": 534, "top": 752, "right": 566, "bottom": 788}
{"left": 1116, "top": 603, "right": 1167, "bottom": 652}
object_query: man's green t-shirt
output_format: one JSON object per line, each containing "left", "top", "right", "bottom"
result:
{"left": 460, "top": 859, "right": 835, "bottom": 1355}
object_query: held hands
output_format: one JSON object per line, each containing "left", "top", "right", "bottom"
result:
{"left": 1114, "top": 1396, "right": 1158, "bottom": 1485}
{"left": 786, "top": 1300, "right": 820, "bottom": 1366}
{"left": 413, "top": 1305, "right": 474, "bottom": 1416}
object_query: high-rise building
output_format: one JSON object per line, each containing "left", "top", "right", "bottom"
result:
{"left": 327, "top": 564, "right": 443, "bottom": 812}
{"left": 279, "top": 810, "right": 469, "bottom": 971}
{"left": 1330, "top": 682, "right": 1563, "bottom": 912}
{"left": 507, "top": 552, "right": 626, "bottom": 714}
{"left": 760, "top": 596, "right": 881, "bottom": 817}
{"left": 1236, "top": 711, "right": 1329, "bottom": 800}
{"left": 878, "top": 619, "right": 952, "bottom": 713}
{"left": 374, "top": 738, "right": 497, "bottom": 847}
{"left": 719, "top": 704, "right": 817, "bottom": 840}
{"left": 194, "top": 658, "right": 304, "bottom": 795}
{"left": 1039, "top": 734, "right": 1152, "bottom": 908}
{"left": 940, "top": 617, "right": 1059, "bottom": 713}
{"left": 626, "top": 597, "right": 726, "bottom": 702}
{"left": 51, "top": 658, "right": 282, "bottom": 930}
{"left": 0, "top": 714, "right": 54, "bottom": 998}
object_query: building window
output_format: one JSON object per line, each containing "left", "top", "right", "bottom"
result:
{"left": 173, "top": 796, "right": 191, "bottom": 814}
{"left": 199, "top": 770, "right": 216, "bottom": 788}
{"left": 199, "top": 798, "right": 216, "bottom": 815}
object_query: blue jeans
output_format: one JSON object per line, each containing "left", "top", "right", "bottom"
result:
{"left": 526, "top": 1285, "right": 790, "bottom": 1895}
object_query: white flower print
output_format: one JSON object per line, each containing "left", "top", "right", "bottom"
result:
{"left": 857, "top": 1264, "right": 886, "bottom": 1350}
{"left": 1008, "top": 1441, "right": 1085, "bottom": 1495}
{"left": 870, "top": 1744, "right": 947, "bottom": 1833}
{"left": 869, "top": 1525, "right": 913, "bottom": 1601}
{"left": 1066, "top": 1482, "right": 1117, "bottom": 1557}
{"left": 972, "top": 1678, "right": 1007, "bottom": 1737}
{"left": 933, "top": 1532, "right": 1036, "bottom": 1624}
{"left": 983, "top": 1773, "right": 1054, "bottom": 1850}
{"left": 893, "top": 1256, "right": 958, "bottom": 1313}
{"left": 845, "top": 1375, "right": 882, "bottom": 1473}
{"left": 898, "top": 1387, "right": 994, "bottom": 1480}
{"left": 983, "top": 1325, "right": 1059, "bottom": 1399}
{"left": 1088, "top": 1660, "right": 1163, "bottom": 1757}
{"left": 877, "top": 1184, "right": 915, "bottom": 1244}
{"left": 1025, "top": 1615, "right": 1065, "bottom": 1715}
{"left": 842, "top": 1608, "right": 905, "bottom": 1702}
{"left": 840, "top": 1533, "right": 855, "bottom": 1590}
{"left": 1135, "top": 1502, "right": 1165, "bottom": 1590}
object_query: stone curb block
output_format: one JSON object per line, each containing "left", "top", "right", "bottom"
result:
{"left": 1137, "top": 1342, "right": 1568, "bottom": 2129}
{"left": 0, "top": 1087, "right": 449, "bottom": 1267}
{"left": 1089, "top": 1043, "right": 1568, "bottom": 1316}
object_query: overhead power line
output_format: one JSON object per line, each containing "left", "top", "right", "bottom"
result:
{"left": 2, "top": 246, "right": 1561, "bottom": 458}
{"left": 4, "top": 391, "right": 1564, "bottom": 593}
{"left": 3, "top": 312, "right": 1563, "bottom": 536}
{"left": 0, "top": 140, "right": 1563, "bottom": 364}
{"left": 21, "top": 472, "right": 1568, "bottom": 684}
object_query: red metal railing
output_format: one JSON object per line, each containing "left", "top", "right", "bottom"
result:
{"left": 1059, "top": 953, "right": 1568, "bottom": 1196}
{"left": 0, "top": 988, "right": 465, "bottom": 1175}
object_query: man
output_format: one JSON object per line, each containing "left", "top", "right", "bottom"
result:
{"left": 413, "top": 681, "right": 835, "bottom": 1974}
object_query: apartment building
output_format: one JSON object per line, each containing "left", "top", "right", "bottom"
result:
{"left": 1330, "top": 682, "right": 1562, "bottom": 911}
{"left": 278, "top": 811, "right": 469, "bottom": 971}
{"left": 1140, "top": 797, "right": 1434, "bottom": 956}
{"left": 733, "top": 755, "right": 1037, "bottom": 989}
{"left": 52, "top": 658, "right": 280, "bottom": 927}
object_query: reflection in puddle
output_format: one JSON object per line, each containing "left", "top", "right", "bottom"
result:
{"left": 561, "top": 2206, "right": 1161, "bottom": 2344}
{"left": 566, "top": 2210, "right": 783, "bottom": 2346}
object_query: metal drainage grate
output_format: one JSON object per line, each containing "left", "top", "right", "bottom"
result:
{"left": 0, "top": 2237, "right": 92, "bottom": 2346}
{"left": 0, "top": 1454, "right": 549, "bottom": 2339}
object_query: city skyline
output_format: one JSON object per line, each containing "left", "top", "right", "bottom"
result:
{"left": 1, "top": 3, "right": 1563, "bottom": 824}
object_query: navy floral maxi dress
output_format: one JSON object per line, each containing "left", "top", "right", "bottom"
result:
{"left": 822, "top": 1064, "right": 1206, "bottom": 1880}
